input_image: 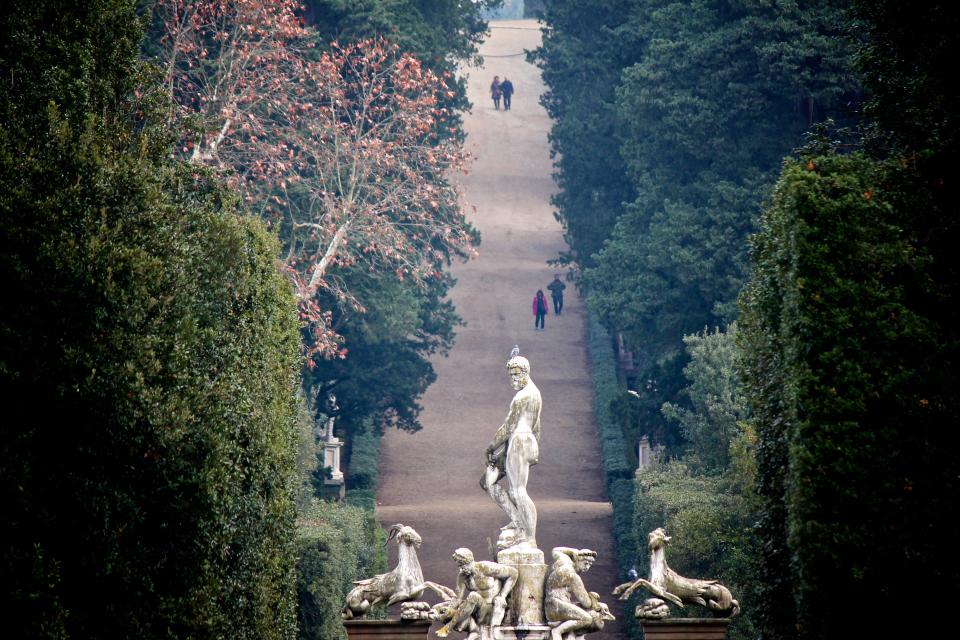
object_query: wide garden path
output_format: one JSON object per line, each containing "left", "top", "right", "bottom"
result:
{"left": 377, "top": 20, "right": 625, "bottom": 638}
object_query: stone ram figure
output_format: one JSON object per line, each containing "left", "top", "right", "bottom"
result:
{"left": 612, "top": 528, "right": 740, "bottom": 619}
{"left": 342, "top": 524, "right": 455, "bottom": 619}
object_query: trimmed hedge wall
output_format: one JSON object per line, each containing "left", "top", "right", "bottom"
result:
{"left": 586, "top": 316, "right": 640, "bottom": 637}
{"left": 588, "top": 317, "right": 635, "bottom": 485}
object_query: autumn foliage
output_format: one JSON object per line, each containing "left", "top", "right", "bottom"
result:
{"left": 153, "top": 0, "right": 476, "bottom": 358}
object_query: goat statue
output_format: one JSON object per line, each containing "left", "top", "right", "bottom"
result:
{"left": 342, "top": 523, "right": 456, "bottom": 619}
{"left": 612, "top": 528, "right": 740, "bottom": 619}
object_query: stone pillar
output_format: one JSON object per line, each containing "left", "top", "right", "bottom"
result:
{"left": 639, "top": 618, "right": 730, "bottom": 639}
{"left": 496, "top": 547, "right": 547, "bottom": 626}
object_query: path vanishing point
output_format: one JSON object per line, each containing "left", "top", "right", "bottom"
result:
{"left": 377, "top": 20, "right": 625, "bottom": 639}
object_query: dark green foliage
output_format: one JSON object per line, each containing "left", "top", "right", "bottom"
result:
{"left": 297, "top": 501, "right": 388, "bottom": 640}
{"left": 311, "top": 274, "right": 459, "bottom": 436}
{"left": 854, "top": 0, "right": 960, "bottom": 157}
{"left": 588, "top": 317, "right": 634, "bottom": 484}
{"left": 345, "top": 420, "right": 383, "bottom": 492}
{"left": 631, "top": 326, "right": 759, "bottom": 639}
{"left": 1, "top": 2, "right": 301, "bottom": 637}
{"left": 586, "top": 316, "right": 639, "bottom": 638}
{"left": 531, "top": 0, "right": 641, "bottom": 268}
{"left": 633, "top": 461, "right": 758, "bottom": 640}
{"left": 740, "top": 151, "right": 960, "bottom": 637}
{"left": 585, "top": 0, "right": 858, "bottom": 353}
{"left": 738, "top": 6, "right": 960, "bottom": 637}
{"left": 662, "top": 327, "right": 749, "bottom": 475}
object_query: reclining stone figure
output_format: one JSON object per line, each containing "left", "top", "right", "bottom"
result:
{"left": 342, "top": 524, "right": 455, "bottom": 619}
{"left": 612, "top": 528, "right": 740, "bottom": 619}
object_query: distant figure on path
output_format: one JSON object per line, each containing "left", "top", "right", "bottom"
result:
{"left": 490, "top": 76, "right": 502, "bottom": 110}
{"left": 547, "top": 274, "right": 566, "bottom": 315}
{"left": 533, "top": 290, "right": 548, "bottom": 330}
{"left": 500, "top": 77, "right": 514, "bottom": 111}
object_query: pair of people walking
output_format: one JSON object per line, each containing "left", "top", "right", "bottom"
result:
{"left": 490, "top": 76, "right": 514, "bottom": 111}
{"left": 532, "top": 275, "right": 567, "bottom": 330}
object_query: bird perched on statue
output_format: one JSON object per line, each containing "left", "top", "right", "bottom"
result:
{"left": 510, "top": 345, "right": 520, "bottom": 358}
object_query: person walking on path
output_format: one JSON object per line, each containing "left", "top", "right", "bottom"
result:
{"left": 547, "top": 274, "right": 566, "bottom": 315}
{"left": 533, "top": 290, "right": 548, "bottom": 330}
{"left": 490, "top": 76, "right": 502, "bottom": 110}
{"left": 500, "top": 77, "right": 514, "bottom": 111}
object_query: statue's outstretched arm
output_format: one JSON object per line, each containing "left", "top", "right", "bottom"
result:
{"left": 423, "top": 581, "right": 456, "bottom": 600}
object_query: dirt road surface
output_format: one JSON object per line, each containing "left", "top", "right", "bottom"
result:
{"left": 377, "top": 20, "right": 626, "bottom": 638}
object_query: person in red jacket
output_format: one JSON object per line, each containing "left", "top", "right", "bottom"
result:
{"left": 533, "top": 290, "right": 548, "bottom": 330}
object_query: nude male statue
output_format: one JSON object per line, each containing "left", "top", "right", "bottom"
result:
{"left": 480, "top": 353, "right": 542, "bottom": 549}
{"left": 435, "top": 548, "right": 519, "bottom": 639}
{"left": 545, "top": 547, "right": 615, "bottom": 640}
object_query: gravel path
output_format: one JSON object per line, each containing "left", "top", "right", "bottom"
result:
{"left": 376, "top": 20, "right": 625, "bottom": 639}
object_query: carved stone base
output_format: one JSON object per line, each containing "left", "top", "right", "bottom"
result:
{"left": 342, "top": 619, "right": 432, "bottom": 640}
{"left": 639, "top": 618, "right": 730, "bottom": 640}
{"left": 497, "top": 547, "right": 547, "bottom": 626}
{"left": 492, "top": 625, "right": 551, "bottom": 640}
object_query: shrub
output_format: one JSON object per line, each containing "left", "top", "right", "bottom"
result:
{"left": 296, "top": 501, "right": 388, "bottom": 639}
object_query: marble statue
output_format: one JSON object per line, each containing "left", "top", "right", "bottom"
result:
{"left": 481, "top": 352, "right": 542, "bottom": 550}
{"left": 435, "top": 548, "right": 519, "bottom": 639}
{"left": 342, "top": 524, "right": 455, "bottom": 619}
{"left": 545, "top": 547, "right": 615, "bottom": 640}
{"left": 612, "top": 528, "right": 740, "bottom": 619}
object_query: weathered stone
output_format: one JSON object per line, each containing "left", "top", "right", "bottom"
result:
{"left": 492, "top": 625, "right": 551, "bottom": 640}
{"left": 497, "top": 547, "right": 546, "bottom": 626}
{"left": 343, "top": 619, "right": 432, "bottom": 640}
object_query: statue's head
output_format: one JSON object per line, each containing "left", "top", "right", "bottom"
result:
{"left": 506, "top": 355, "right": 530, "bottom": 390}
{"left": 452, "top": 547, "right": 474, "bottom": 566}
{"left": 648, "top": 528, "right": 670, "bottom": 550}
{"left": 575, "top": 549, "right": 598, "bottom": 573}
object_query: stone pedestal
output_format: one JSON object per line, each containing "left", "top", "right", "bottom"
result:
{"left": 493, "top": 625, "right": 551, "bottom": 640}
{"left": 639, "top": 618, "right": 730, "bottom": 639}
{"left": 497, "top": 547, "right": 547, "bottom": 626}
{"left": 343, "top": 619, "right": 432, "bottom": 640}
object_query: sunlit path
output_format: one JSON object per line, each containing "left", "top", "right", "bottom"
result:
{"left": 376, "top": 20, "right": 624, "bottom": 638}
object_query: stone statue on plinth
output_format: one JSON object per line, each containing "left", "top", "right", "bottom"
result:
{"left": 613, "top": 528, "right": 740, "bottom": 619}
{"left": 545, "top": 548, "right": 615, "bottom": 640}
{"left": 481, "top": 353, "right": 542, "bottom": 551}
{"left": 435, "top": 548, "right": 518, "bottom": 640}
{"left": 342, "top": 524, "right": 454, "bottom": 619}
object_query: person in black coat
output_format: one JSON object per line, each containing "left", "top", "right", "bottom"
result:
{"left": 500, "top": 77, "right": 514, "bottom": 111}
{"left": 547, "top": 274, "right": 566, "bottom": 315}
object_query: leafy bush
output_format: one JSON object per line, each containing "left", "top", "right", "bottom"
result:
{"left": 633, "top": 462, "right": 758, "bottom": 640}
{"left": 297, "top": 501, "right": 388, "bottom": 640}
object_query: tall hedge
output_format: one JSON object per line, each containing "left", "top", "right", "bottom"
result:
{"left": 739, "top": 152, "right": 960, "bottom": 638}
{"left": 1, "top": 2, "right": 302, "bottom": 637}
{"left": 586, "top": 316, "right": 638, "bottom": 637}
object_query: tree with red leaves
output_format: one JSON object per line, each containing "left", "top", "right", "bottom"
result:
{"left": 152, "top": 0, "right": 476, "bottom": 358}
